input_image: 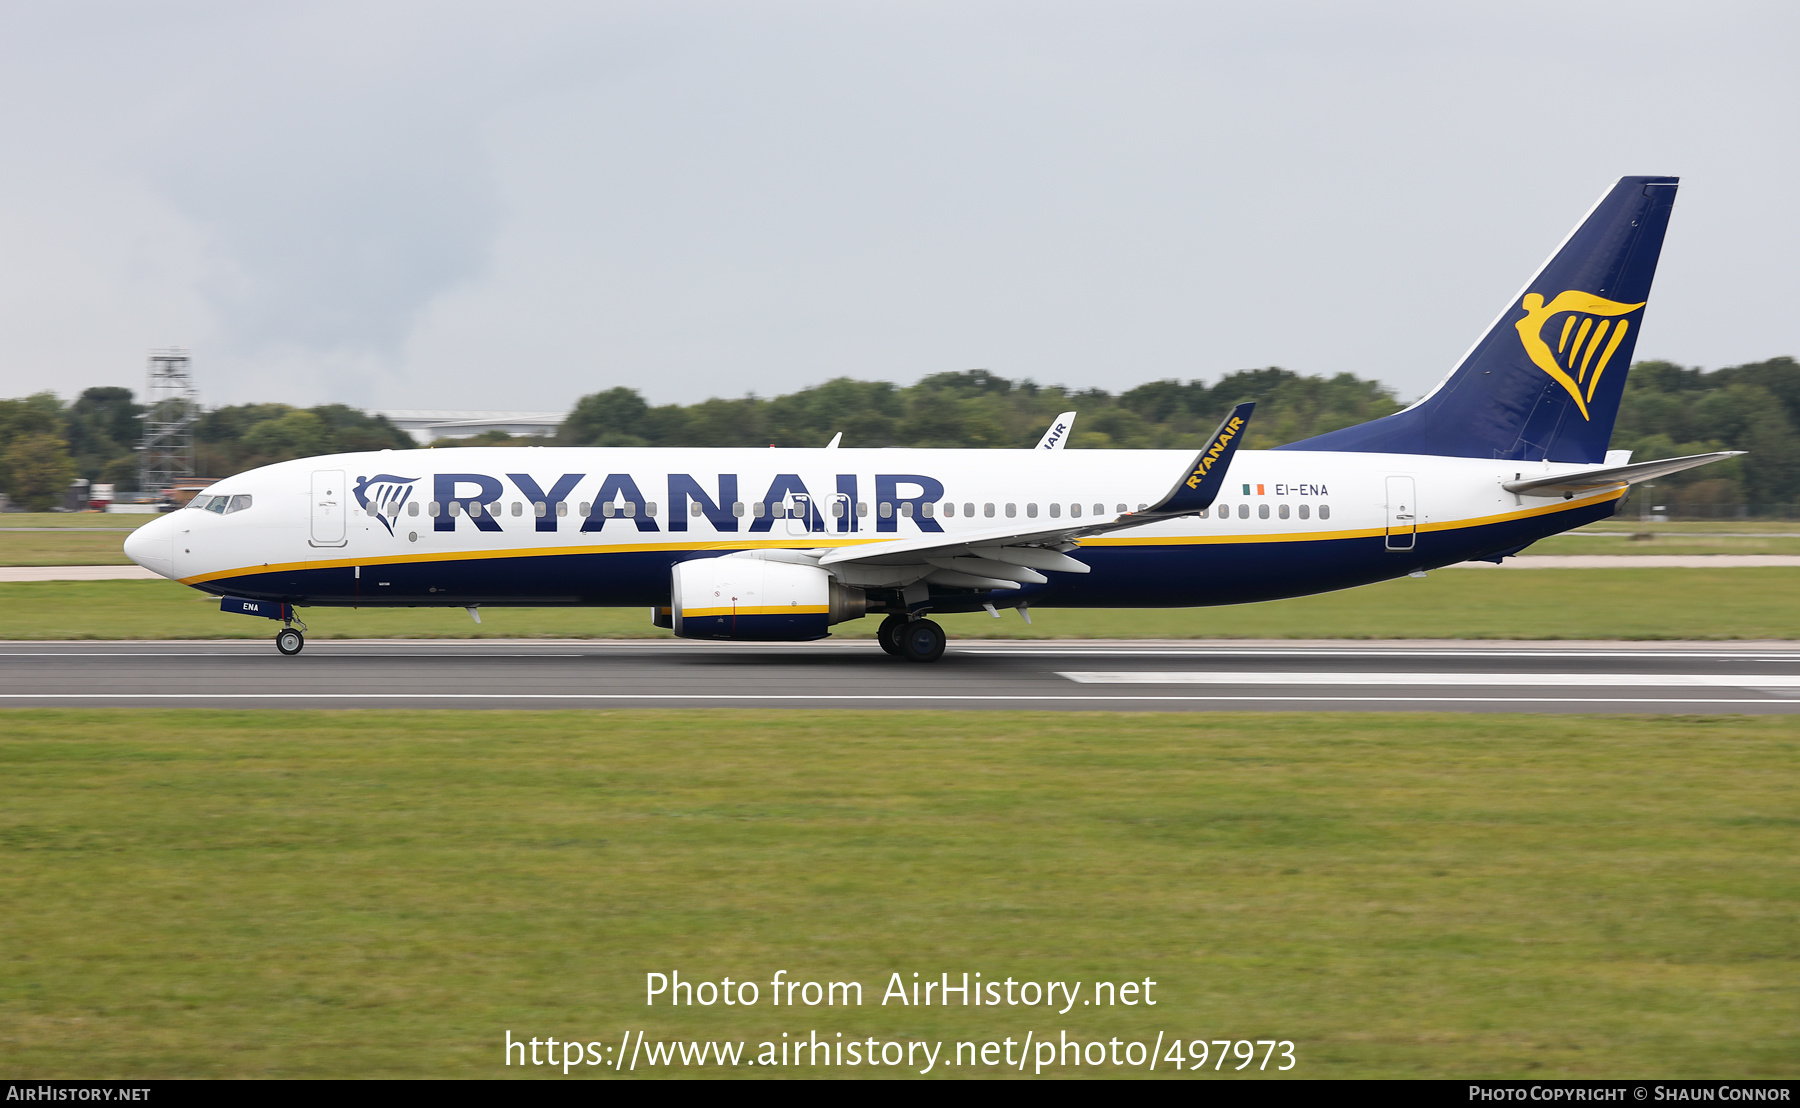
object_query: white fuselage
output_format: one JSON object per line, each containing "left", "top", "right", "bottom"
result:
{"left": 124, "top": 445, "right": 1621, "bottom": 617}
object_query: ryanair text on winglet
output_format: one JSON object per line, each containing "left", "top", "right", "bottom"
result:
{"left": 1184, "top": 415, "right": 1244, "bottom": 489}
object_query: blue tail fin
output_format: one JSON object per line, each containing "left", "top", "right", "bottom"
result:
{"left": 1281, "top": 176, "right": 1678, "bottom": 463}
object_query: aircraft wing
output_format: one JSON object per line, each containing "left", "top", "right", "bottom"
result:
{"left": 1501, "top": 451, "right": 1743, "bottom": 496}
{"left": 816, "top": 403, "right": 1253, "bottom": 590}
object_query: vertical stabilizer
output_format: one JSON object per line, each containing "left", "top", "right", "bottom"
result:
{"left": 1282, "top": 176, "right": 1678, "bottom": 463}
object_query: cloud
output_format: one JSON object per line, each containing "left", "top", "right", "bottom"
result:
{"left": 0, "top": 2, "right": 1794, "bottom": 410}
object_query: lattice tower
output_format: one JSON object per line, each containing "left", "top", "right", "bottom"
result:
{"left": 141, "top": 348, "right": 198, "bottom": 497}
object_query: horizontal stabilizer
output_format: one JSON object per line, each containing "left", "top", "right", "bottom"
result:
{"left": 1502, "top": 451, "right": 1743, "bottom": 496}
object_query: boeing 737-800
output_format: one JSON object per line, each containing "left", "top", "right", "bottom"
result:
{"left": 124, "top": 175, "right": 1736, "bottom": 661}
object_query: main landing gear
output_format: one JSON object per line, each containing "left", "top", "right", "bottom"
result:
{"left": 876, "top": 613, "right": 946, "bottom": 663}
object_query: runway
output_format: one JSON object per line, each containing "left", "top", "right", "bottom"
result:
{"left": 5, "top": 638, "right": 1800, "bottom": 712}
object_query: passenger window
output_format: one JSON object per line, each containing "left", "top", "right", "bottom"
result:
{"left": 732, "top": 501, "right": 745, "bottom": 517}
{"left": 227, "top": 494, "right": 252, "bottom": 514}
{"left": 900, "top": 502, "right": 914, "bottom": 518}
{"left": 579, "top": 502, "right": 591, "bottom": 517}
{"left": 448, "top": 501, "right": 463, "bottom": 518}
{"left": 624, "top": 502, "right": 636, "bottom": 518}
{"left": 1095, "top": 503, "right": 1105, "bottom": 516}
{"left": 601, "top": 502, "right": 615, "bottom": 517}
{"left": 428, "top": 502, "right": 441, "bottom": 517}
{"left": 942, "top": 502, "right": 954, "bottom": 518}
{"left": 965, "top": 502, "right": 975, "bottom": 517}
{"left": 1237, "top": 504, "right": 1249, "bottom": 519}
{"left": 1026, "top": 504, "right": 1038, "bottom": 518}
{"left": 409, "top": 501, "right": 421, "bottom": 517}
{"left": 1278, "top": 504, "right": 1289, "bottom": 519}
{"left": 1298, "top": 504, "right": 1310, "bottom": 519}
{"left": 1258, "top": 504, "right": 1269, "bottom": 519}
{"left": 1319, "top": 504, "right": 1330, "bottom": 520}
{"left": 645, "top": 502, "right": 656, "bottom": 517}
{"left": 1048, "top": 503, "right": 1060, "bottom": 518}
{"left": 556, "top": 502, "right": 568, "bottom": 517}
{"left": 879, "top": 502, "right": 892, "bottom": 518}
{"left": 1005, "top": 503, "right": 1016, "bottom": 518}
{"left": 984, "top": 503, "right": 995, "bottom": 518}
{"left": 752, "top": 501, "right": 766, "bottom": 518}
{"left": 831, "top": 500, "right": 845, "bottom": 518}
{"left": 857, "top": 501, "right": 868, "bottom": 517}
{"left": 1137, "top": 503, "right": 1147, "bottom": 511}
{"left": 510, "top": 502, "right": 522, "bottom": 517}
{"left": 1070, "top": 503, "right": 1081, "bottom": 518}
{"left": 691, "top": 501, "right": 704, "bottom": 517}
{"left": 1199, "top": 508, "right": 1209, "bottom": 518}
{"left": 920, "top": 502, "right": 933, "bottom": 518}
{"left": 535, "top": 501, "right": 548, "bottom": 517}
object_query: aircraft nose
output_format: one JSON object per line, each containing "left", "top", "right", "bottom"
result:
{"left": 123, "top": 514, "right": 176, "bottom": 579}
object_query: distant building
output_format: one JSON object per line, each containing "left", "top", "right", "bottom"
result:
{"left": 377, "top": 410, "right": 564, "bottom": 445}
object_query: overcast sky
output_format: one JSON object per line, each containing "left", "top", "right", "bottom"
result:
{"left": 0, "top": 1, "right": 1794, "bottom": 413}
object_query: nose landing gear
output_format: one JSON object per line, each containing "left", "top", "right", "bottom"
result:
{"left": 275, "top": 627, "right": 305, "bottom": 656}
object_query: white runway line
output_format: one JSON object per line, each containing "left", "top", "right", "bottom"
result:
{"left": 0, "top": 565, "right": 158, "bottom": 582}
{"left": 974, "top": 647, "right": 1800, "bottom": 660}
{"left": 1058, "top": 671, "right": 1800, "bottom": 687}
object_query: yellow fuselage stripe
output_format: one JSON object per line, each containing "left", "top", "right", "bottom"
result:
{"left": 680, "top": 605, "right": 829, "bottom": 618}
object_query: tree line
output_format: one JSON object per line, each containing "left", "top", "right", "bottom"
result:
{"left": 0, "top": 358, "right": 1795, "bottom": 514}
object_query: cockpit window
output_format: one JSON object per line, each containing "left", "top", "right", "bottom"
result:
{"left": 187, "top": 492, "right": 251, "bottom": 514}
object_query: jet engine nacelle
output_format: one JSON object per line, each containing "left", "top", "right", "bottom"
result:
{"left": 670, "top": 556, "right": 865, "bottom": 641}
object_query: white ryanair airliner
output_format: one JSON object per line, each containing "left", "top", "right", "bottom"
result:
{"left": 125, "top": 176, "right": 1736, "bottom": 662}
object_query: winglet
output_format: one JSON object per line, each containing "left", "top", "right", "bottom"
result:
{"left": 1142, "top": 402, "right": 1254, "bottom": 516}
{"left": 1036, "top": 412, "right": 1077, "bottom": 450}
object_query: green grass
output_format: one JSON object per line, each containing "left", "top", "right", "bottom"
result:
{"left": 0, "top": 710, "right": 1793, "bottom": 1078}
{"left": 0, "top": 512, "right": 156, "bottom": 529}
{"left": 1577, "top": 520, "right": 1800, "bottom": 534}
{"left": 0, "top": 512, "right": 147, "bottom": 565}
{"left": 4, "top": 568, "right": 1800, "bottom": 641}
{"left": 1535, "top": 533, "right": 1800, "bottom": 555}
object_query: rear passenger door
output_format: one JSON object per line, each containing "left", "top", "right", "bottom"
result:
{"left": 1384, "top": 475, "right": 1416, "bottom": 552}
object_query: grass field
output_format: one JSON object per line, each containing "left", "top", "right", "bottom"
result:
{"left": 0, "top": 514, "right": 147, "bottom": 566}
{"left": 0, "top": 709, "right": 1792, "bottom": 1078}
{"left": 1534, "top": 532, "right": 1800, "bottom": 556}
{"left": 3, "top": 568, "right": 1799, "bottom": 641}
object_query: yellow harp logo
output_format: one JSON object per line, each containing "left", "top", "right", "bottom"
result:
{"left": 1514, "top": 290, "right": 1644, "bottom": 420}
